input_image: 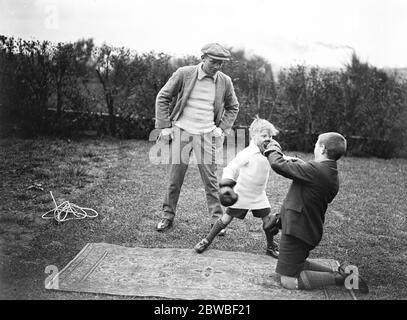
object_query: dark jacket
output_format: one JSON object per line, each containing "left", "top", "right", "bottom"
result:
{"left": 267, "top": 149, "right": 339, "bottom": 247}
{"left": 155, "top": 64, "right": 239, "bottom": 133}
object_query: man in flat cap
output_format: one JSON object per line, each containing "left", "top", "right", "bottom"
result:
{"left": 155, "top": 43, "right": 239, "bottom": 233}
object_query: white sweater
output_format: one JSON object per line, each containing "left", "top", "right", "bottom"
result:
{"left": 174, "top": 64, "right": 217, "bottom": 134}
{"left": 222, "top": 141, "right": 271, "bottom": 209}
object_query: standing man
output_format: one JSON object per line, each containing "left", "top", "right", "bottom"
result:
{"left": 261, "top": 133, "right": 368, "bottom": 293}
{"left": 155, "top": 43, "right": 239, "bottom": 233}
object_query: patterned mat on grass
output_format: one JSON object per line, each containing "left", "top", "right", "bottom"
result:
{"left": 47, "top": 243, "right": 355, "bottom": 300}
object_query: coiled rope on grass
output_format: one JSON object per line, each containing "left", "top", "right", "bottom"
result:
{"left": 42, "top": 191, "right": 99, "bottom": 222}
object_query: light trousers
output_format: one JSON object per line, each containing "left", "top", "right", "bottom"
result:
{"left": 161, "top": 126, "right": 224, "bottom": 221}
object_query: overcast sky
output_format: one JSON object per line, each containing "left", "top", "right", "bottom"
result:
{"left": 1, "top": 0, "right": 406, "bottom": 68}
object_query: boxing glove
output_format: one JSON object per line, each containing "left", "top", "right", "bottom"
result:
{"left": 261, "top": 139, "right": 282, "bottom": 157}
{"left": 263, "top": 214, "right": 281, "bottom": 236}
{"left": 219, "top": 179, "right": 238, "bottom": 207}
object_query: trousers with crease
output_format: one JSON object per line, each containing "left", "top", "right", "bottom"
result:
{"left": 161, "top": 126, "right": 224, "bottom": 222}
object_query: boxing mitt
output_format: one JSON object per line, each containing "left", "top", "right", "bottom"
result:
{"left": 260, "top": 139, "right": 282, "bottom": 157}
{"left": 219, "top": 179, "right": 238, "bottom": 207}
{"left": 263, "top": 214, "right": 281, "bottom": 236}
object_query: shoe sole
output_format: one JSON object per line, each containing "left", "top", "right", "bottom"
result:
{"left": 266, "top": 251, "right": 279, "bottom": 259}
{"left": 194, "top": 246, "right": 208, "bottom": 254}
{"left": 156, "top": 220, "right": 174, "bottom": 232}
{"left": 156, "top": 225, "right": 173, "bottom": 232}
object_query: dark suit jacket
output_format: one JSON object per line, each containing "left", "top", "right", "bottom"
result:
{"left": 267, "top": 148, "right": 339, "bottom": 247}
{"left": 155, "top": 64, "right": 239, "bottom": 134}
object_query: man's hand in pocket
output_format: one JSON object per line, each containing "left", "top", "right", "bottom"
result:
{"left": 160, "top": 128, "right": 174, "bottom": 142}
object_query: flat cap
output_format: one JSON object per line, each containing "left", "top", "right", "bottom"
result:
{"left": 201, "top": 43, "right": 231, "bottom": 61}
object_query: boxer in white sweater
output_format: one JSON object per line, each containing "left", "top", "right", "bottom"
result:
{"left": 194, "top": 117, "right": 298, "bottom": 257}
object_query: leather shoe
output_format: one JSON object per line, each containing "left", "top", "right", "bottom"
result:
{"left": 194, "top": 238, "right": 210, "bottom": 253}
{"left": 266, "top": 240, "right": 279, "bottom": 259}
{"left": 156, "top": 218, "right": 173, "bottom": 232}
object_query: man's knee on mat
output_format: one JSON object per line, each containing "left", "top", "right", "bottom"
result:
{"left": 280, "top": 275, "right": 299, "bottom": 290}
{"left": 280, "top": 270, "right": 339, "bottom": 290}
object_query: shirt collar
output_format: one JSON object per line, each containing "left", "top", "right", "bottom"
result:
{"left": 249, "top": 140, "right": 261, "bottom": 153}
{"left": 198, "top": 63, "right": 218, "bottom": 82}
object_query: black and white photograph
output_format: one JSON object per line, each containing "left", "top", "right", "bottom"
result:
{"left": 0, "top": 0, "right": 406, "bottom": 307}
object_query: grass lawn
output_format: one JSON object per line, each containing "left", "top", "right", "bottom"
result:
{"left": 0, "top": 138, "right": 406, "bottom": 300}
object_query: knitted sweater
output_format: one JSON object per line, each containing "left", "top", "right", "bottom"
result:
{"left": 155, "top": 64, "right": 239, "bottom": 134}
{"left": 174, "top": 65, "right": 217, "bottom": 134}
